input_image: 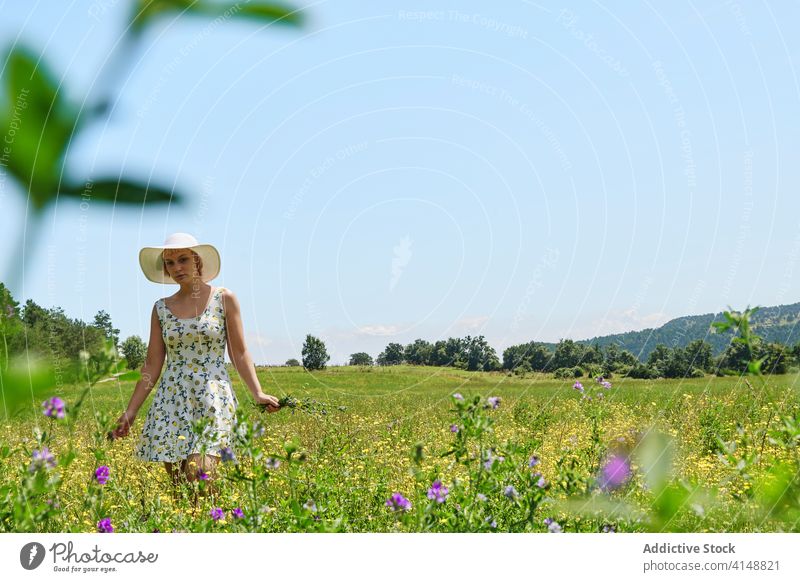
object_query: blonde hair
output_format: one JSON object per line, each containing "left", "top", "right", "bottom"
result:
{"left": 162, "top": 249, "right": 204, "bottom": 277}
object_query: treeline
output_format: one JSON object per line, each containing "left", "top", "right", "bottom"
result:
{"left": 353, "top": 335, "right": 800, "bottom": 378}
{"left": 578, "top": 302, "right": 800, "bottom": 360}
{"left": 0, "top": 283, "right": 146, "bottom": 378}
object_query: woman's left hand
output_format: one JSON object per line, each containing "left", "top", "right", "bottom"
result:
{"left": 254, "top": 391, "right": 281, "bottom": 412}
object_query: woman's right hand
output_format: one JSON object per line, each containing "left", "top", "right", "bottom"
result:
{"left": 110, "top": 411, "right": 136, "bottom": 440}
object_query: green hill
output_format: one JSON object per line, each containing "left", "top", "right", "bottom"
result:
{"left": 550, "top": 302, "right": 800, "bottom": 361}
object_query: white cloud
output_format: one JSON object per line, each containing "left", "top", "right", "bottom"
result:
{"left": 354, "top": 324, "right": 402, "bottom": 336}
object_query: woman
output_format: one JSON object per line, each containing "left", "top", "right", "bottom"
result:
{"left": 112, "top": 232, "right": 280, "bottom": 496}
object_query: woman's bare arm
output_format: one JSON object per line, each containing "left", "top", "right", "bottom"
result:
{"left": 112, "top": 304, "right": 166, "bottom": 438}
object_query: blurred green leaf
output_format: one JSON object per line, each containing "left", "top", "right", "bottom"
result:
{"left": 132, "top": 0, "right": 303, "bottom": 31}
{"left": 0, "top": 45, "right": 79, "bottom": 208}
{"left": 550, "top": 496, "right": 645, "bottom": 522}
{"left": 115, "top": 370, "right": 142, "bottom": 382}
{"left": 634, "top": 430, "right": 673, "bottom": 494}
{"left": 756, "top": 462, "right": 799, "bottom": 521}
{"left": 0, "top": 355, "right": 56, "bottom": 418}
{"left": 60, "top": 178, "right": 182, "bottom": 206}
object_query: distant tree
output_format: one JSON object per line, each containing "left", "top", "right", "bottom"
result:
{"left": 429, "top": 338, "right": 467, "bottom": 367}
{"left": 581, "top": 343, "right": 604, "bottom": 366}
{"left": 285, "top": 358, "right": 301, "bottom": 367}
{"left": 465, "top": 335, "right": 500, "bottom": 371}
{"left": 552, "top": 339, "right": 584, "bottom": 369}
{"left": 792, "top": 342, "right": 800, "bottom": 368}
{"left": 661, "top": 347, "right": 689, "bottom": 378}
{"left": 626, "top": 362, "right": 657, "bottom": 379}
{"left": 302, "top": 335, "right": 330, "bottom": 370}
{"left": 684, "top": 339, "right": 713, "bottom": 372}
{"left": 404, "top": 339, "right": 433, "bottom": 365}
{"left": 377, "top": 342, "right": 404, "bottom": 366}
{"left": 0, "top": 282, "right": 22, "bottom": 371}
{"left": 646, "top": 344, "right": 671, "bottom": 376}
{"left": 349, "top": 352, "right": 374, "bottom": 366}
{"left": 760, "top": 342, "right": 788, "bottom": 375}
{"left": 603, "top": 343, "right": 637, "bottom": 371}
{"left": 717, "top": 339, "right": 759, "bottom": 374}
{"left": 121, "top": 335, "right": 147, "bottom": 370}
{"left": 93, "top": 310, "right": 120, "bottom": 349}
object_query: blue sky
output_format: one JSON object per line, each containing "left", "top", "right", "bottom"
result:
{"left": 1, "top": 1, "right": 799, "bottom": 365}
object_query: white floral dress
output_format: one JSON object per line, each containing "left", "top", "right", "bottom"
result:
{"left": 135, "top": 286, "right": 239, "bottom": 462}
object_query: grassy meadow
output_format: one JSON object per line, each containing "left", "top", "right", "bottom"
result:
{"left": 2, "top": 365, "right": 799, "bottom": 533}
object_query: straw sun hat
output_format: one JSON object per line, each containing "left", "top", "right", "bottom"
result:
{"left": 138, "top": 232, "right": 221, "bottom": 284}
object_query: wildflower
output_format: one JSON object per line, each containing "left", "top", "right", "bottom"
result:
{"left": 197, "top": 470, "right": 209, "bottom": 481}
{"left": 601, "top": 380, "right": 612, "bottom": 390}
{"left": 482, "top": 450, "right": 504, "bottom": 471}
{"left": 598, "top": 454, "right": 632, "bottom": 491}
{"left": 503, "top": 485, "right": 519, "bottom": 500}
{"left": 427, "top": 480, "right": 449, "bottom": 503}
{"left": 232, "top": 508, "right": 244, "bottom": 519}
{"left": 528, "top": 455, "right": 540, "bottom": 468}
{"left": 484, "top": 516, "right": 497, "bottom": 528}
{"left": 42, "top": 397, "right": 65, "bottom": 419}
{"left": 30, "top": 448, "right": 57, "bottom": 472}
{"left": 95, "top": 465, "right": 110, "bottom": 485}
{"left": 303, "top": 500, "right": 317, "bottom": 512}
{"left": 452, "top": 393, "right": 464, "bottom": 401}
{"left": 544, "top": 517, "right": 562, "bottom": 533}
{"left": 476, "top": 493, "right": 487, "bottom": 502}
{"left": 265, "top": 457, "right": 280, "bottom": 470}
{"left": 533, "top": 472, "right": 547, "bottom": 488}
{"left": 210, "top": 508, "right": 225, "bottom": 521}
{"left": 486, "top": 396, "right": 501, "bottom": 409}
{"left": 97, "top": 518, "right": 113, "bottom": 533}
{"left": 449, "top": 424, "right": 459, "bottom": 433}
{"left": 177, "top": 435, "right": 186, "bottom": 441}
{"left": 595, "top": 376, "right": 604, "bottom": 383}
{"left": 385, "top": 493, "right": 412, "bottom": 512}
{"left": 602, "top": 524, "right": 616, "bottom": 533}
{"left": 220, "top": 447, "right": 236, "bottom": 463}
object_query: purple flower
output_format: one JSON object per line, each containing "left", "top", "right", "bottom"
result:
{"left": 599, "top": 454, "right": 632, "bottom": 490}
{"left": 427, "top": 480, "right": 449, "bottom": 503}
{"left": 476, "top": 493, "right": 487, "bottom": 502}
{"left": 265, "top": 457, "right": 280, "bottom": 470}
{"left": 528, "top": 455, "right": 540, "bottom": 468}
{"left": 601, "top": 380, "right": 612, "bottom": 390}
{"left": 385, "top": 493, "right": 412, "bottom": 512}
{"left": 97, "top": 518, "right": 113, "bottom": 533}
{"left": 220, "top": 447, "right": 235, "bottom": 463}
{"left": 232, "top": 508, "right": 244, "bottom": 519}
{"left": 303, "top": 499, "right": 317, "bottom": 512}
{"left": 95, "top": 465, "right": 110, "bottom": 485}
{"left": 544, "top": 517, "right": 562, "bottom": 533}
{"left": 572, "top": 381, "right": 584, "bottom": 392}
{"left": 29, "top": 448, "right": 57, "bottom": 472}
{"left": 595, "top": 376, "right": 604, "bottom": 383}
{"left": 484, "top": 516, "right": 497, "bottom": 528}
{"left": 482, "top": 450, "right": 504, "bottom": 471}
{"left": 602, "top": 524, "right": 616, "bottom": 533}
{"left": 536, "top": 475, "right": 547, "bottom": 488}
{"left": 197, "top": 470, "right": 209, "bottom": 481}
{"left": 452, "top": 393, "right": 464, "bottom": 401}
{"left": 486, "top": 396, "right": 501, "bottom": 409}
{"left": 503, "top": 485, "right": 519, "bottom": 500}
{"left": 449, "top": 424, "right": 459, "bottom": 433}
{"left": 210, "top": 508, "right": 225, "bottom": 521}
{"left": 42, "top": 397, "right": 65, "bottom": 419}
